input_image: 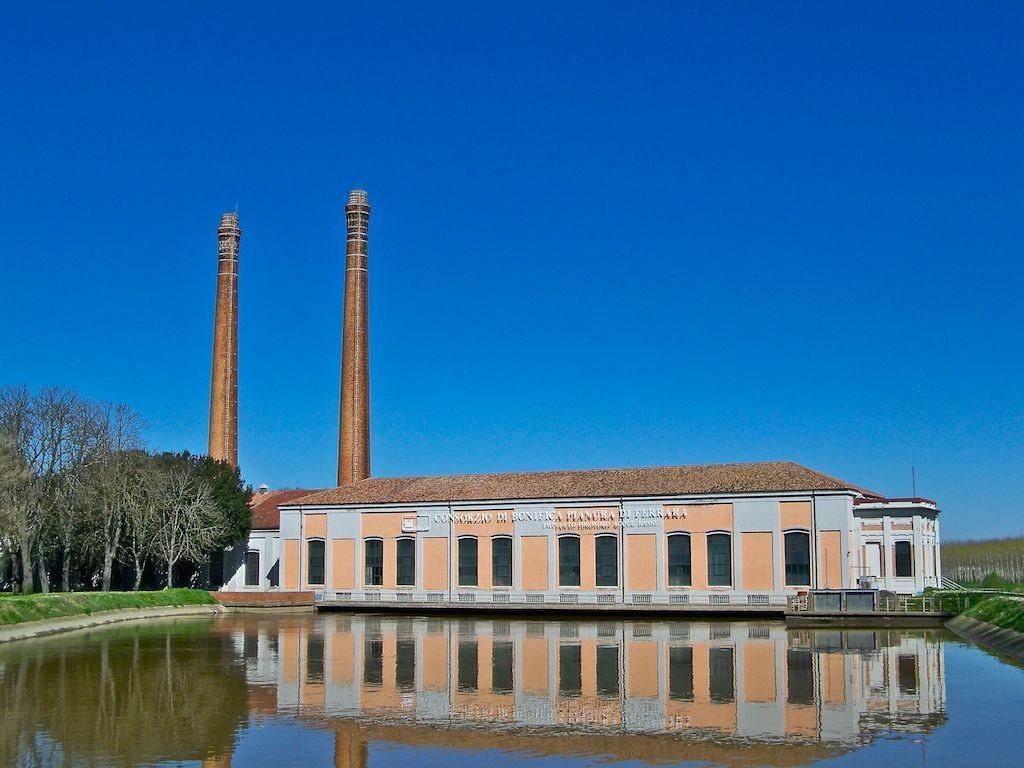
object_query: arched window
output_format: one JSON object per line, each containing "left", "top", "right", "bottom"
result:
{"left": 558, "top": 535, "right": 581, "bottom": 587}
{"left": 307, "top": 540, "right": 325, "bottom": 586}
{"left": 396, "top": 538, "right": 416, "bottom": 586}
{"left": 492, "top": 536, "right": 513, "bottom": 587}
{"left": 707, "top": 533, "right": 731, "bottom": 587}
{"left": 244, "top": 550, "right": 260, "bottom": 587}
{"left": 667, "top": 534, "right": 692, "bottom": 587}
{"left": 784, "top": 531, "right": 811, "bottom": 586}
{"left": 364, "top": 539, "right": 383, "bottom": 586}
{"left": 595, "top": 535, "right": 618, "bottom": 587}
{"left": 894, "top": 541, "right": 913, "bottom": 577}
{"left": 458, "top": 537, "right": 478, "bottom": 586}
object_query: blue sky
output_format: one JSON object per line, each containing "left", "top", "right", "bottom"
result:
{"left": 1, "top": 2, "right": 1020, "bottom": 540}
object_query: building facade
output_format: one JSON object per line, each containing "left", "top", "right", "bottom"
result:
{"left": 221, "top": 461, "right": 940, "bottom": 601}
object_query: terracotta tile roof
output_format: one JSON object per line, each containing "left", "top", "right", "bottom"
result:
{"left": 250, "top": 489, "right": 318, "bottom": 529}
{"left": 285, "top": 461, "right": 880, "bottom": 508}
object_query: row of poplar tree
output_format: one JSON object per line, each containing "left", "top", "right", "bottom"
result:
{"left": 0, "top": 385, "right": 251, "bottom": 593}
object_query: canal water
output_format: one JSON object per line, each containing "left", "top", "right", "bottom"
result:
{"left": 1, "top": 614, "right": 1021, "bottom": 767}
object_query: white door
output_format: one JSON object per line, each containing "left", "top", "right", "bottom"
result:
{"left": 865, "top": 543, "right": 882, "bottom": 578}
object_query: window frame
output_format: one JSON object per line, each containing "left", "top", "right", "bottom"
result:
{"left": 558, "top": 534, "right": 581, "bottom": 588}
{"left": 491, "top": 535, "right": 513, "bottom": 588}
{"left": 458, "top": 536, "right": 479, "bottom": 587}
{"left": 706, "top": 532, "right": 732, "bottom": 587}
{"left": 595, "top": 534, "right": 618, "bottom": 588}
{"left": 396, "top": 537, "right": 416, "bottom": 587}
{"left": 306, "top": 538, "right": 326, "bottom": 587}
{"left": 364, "top": 538, "right": 384, "bottom": 587}
{"left": 244, "top": 550, "right": 261, "bottom": 588}
{"left": 667, "top": 533, "right": 692, "bottom": 587}
{"left": 783, "top": 530, "right": 812, "bottom": 587}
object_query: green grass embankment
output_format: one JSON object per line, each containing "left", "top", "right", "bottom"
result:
{"left": 960, "top": 596, "right": 1024, "bottom": 634}
{"left": 0, "top": 589, "right": 215, "bottom": 626}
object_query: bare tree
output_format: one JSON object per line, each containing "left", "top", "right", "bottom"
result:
{"left": 0, "top": 386, "right": 35, "bottom": 593}
{"left": 0, "top": 429, "right": 32, "bottom": 592}
{"left": 152, "top": 464, "right": 226, "bottom": 588}
{"left": 121, "top": 456, "right": 162, "bottom": 590}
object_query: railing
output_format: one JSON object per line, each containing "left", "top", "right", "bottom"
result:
{"left": 314, "top": 590, "right": 790, "bottom": 607}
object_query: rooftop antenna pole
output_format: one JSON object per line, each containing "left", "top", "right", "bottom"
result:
{"left": 912, "top": 465, "right": 917, "bottom": 498}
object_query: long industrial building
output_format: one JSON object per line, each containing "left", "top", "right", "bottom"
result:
{"left": 213, "top": 189, "right": 942, "bottom": 603}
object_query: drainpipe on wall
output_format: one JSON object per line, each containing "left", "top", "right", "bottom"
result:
{"left": 618, "top": 498, "right": 625, "bottom": 604}
{"left": 298, "top": 507, "right": 304, "bottom": 593}
{"left": 811, "top": 493, "right": 819, "bottom": 590}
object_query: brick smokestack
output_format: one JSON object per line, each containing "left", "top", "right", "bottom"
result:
{"left": 338, "top": 190, "right": 371, "bottom": 485}
{"left": 208, "top": 212, "right": 240, "bottom": 467}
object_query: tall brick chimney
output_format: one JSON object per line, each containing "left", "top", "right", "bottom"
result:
{"left": 337, "top": 190, "right": 371, "bottom": 485}
{"left": 208, "top": 212, "right": 240, "bottom": 467}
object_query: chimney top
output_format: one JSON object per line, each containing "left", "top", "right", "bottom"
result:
{"left": 347, "top": 189, "right": 369, "bottom": 207}
{"left": 257, "top": 483, "right": 270, "bottom": 495}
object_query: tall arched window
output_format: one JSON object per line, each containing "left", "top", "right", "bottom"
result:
{"left": 492, "top": 536, "right": 513, "bottom": 587}
{"left": 595, "top": 535, "right": 618, "bottom": 587}
{"left": 558, "top": 535, "right": 581, "bottom": 587}
{"left": 307, "top": 540, "right": 325, "bottom": 586}
{"left": 244, "top": 550, "right": 260, "bottom": 587}
{"left": 707, "top": 533, "right": 732, "bottom": 587}
{"left": 364, "top": 539, "right": 383, "bottom": 586}
{"left": 667, "top": 534, "right": 692, "bottom": 587}
{"left": 784, "top": 531, "right": 811, "bottom": 586}
{"left": 396, "top": 538, "right": 416, "bottom": 586}
{"left": 458, "top": 537, "right": 478, "bottom": 586}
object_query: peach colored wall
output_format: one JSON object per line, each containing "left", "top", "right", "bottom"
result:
{"left": 627, "top": 534, "right": 657, "bottom": 591}
{"left": 523, "top": 637, "right": 549, "bottom": 692}
{"left": 281, "top": 627, "right": 299, "bottom": 683}
{"left": 780, "top": 501, "right": 811, "bottom": 530}
{"left": 822, "top": 653, "right": 846, "bottom": 705}
{"left": 283, "top": 540, "right": 299, "bottom": 590}
{"left": 331, "top": 630, "right": 354, "bottom": 685}
{"left": 422, "top": 633, "right": 448, "bottom": 691}
{"left": 627, "top": 641, "right": 658, "bottom": 697}
{"left": 743, "top": 643, "right": 776, "bottom": 702}
{"left": 423, "top": 538, "right": 448, "bottom": 591}
{"left": 818, "top": 530, "right": 842, "bottom": 588}
{"left": 304, "top": 513, "right": 327, "bottom": 538}
{"left": 454, "top": 512, "right": 515, "bottom": 590}
{"left": 663, "top": 504, "right": 733, "bottom": 590}
{"left": 521, "top": 536, "right": 549, "bottom": 591}
{"left": 331, "top": 539, "right": 355, "bottom": 590}
{"left": 741, "top": 532, "right": 774, "bottom": 590}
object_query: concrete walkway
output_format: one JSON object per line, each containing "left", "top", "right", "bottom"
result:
{"left": 0, "top": 604, "right": 223, "bottom": 645}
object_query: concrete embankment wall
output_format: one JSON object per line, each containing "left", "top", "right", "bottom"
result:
{"left": 947, "top": 614, "right": 1024, "bottom": 660}
{"left": 0, "top": 604, "right": 223, "bottom": 645}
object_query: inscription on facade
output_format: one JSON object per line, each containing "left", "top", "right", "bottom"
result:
{"left": 430, "top": 506, "right": 687, "bottom": 530}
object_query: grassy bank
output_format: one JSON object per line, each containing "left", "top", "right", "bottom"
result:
{"left": 961, "top": 596, "right": 1024, "bottom": 634}
{"left": 0, "top": 590, "right": 215, "bottom": 626}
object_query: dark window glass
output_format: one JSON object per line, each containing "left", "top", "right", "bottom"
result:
{"left": 707, "top": 534, "right": 732, "bottom": 587}
{"left": 307, "top": 634, "right": 324, "bottom": 682}
{"left": 364, "top": 539, "right": 383, "bottom": 586}
{"left": 243, "top": 632, "right": 258, "bottom": 660}
{"left": 558, "top": 536, "right": 581, "bottom": 587}
{"left": 596, "top": 645, "right": 619, "bottom": 697}
{"left": 307, "top": 540, "right": 326, "bottom": 586}
{"left": 397, "top": 538, "right": 416, "bottom": 586}
{"left": 709, "top": 647, "right": 734, "bottom": 703}
{"left": 363, "top": 639, "right": 382, "bottom": 686}
{"left": 787, "top": 649, "right": 813, "bottom": 704}
{"left": 396, "top": 639, "right": 415, "bottom": 691}
{"left": 595, "top": 536, "right": 618, "bottom": 587}
{"left": 668, "top": 535, "right": 692, "bottom": 587}
{"left": 492, "top": 537, "right": 513, "bottom": 587}
{"left": 244, "top": 551, "right": 260, "bottom": 587}
{"left": 492, "top": 640, "right": 513, "bottom": 693}
{"left": 210, "top": 550, "right": 225, "bottom": 588}
{"left": 784, "top": 532, "right": 811, "bottom": 586}
{"left": 898, "top": 654, "right": 918, "bottom": 694}
{"left": 458, "top": 538, "right": 478, "bottom": 586}
{"left": 669, "top": 646, "right": 694, "bottom": 701}
{"left": 458, "top": 640, "right": 478, "bottom": 691}
{"left": 559, "top": 644, "right": 582, "bottom": 697}
{"left": 895, "top": 541, "right": 913, "bottom": 577}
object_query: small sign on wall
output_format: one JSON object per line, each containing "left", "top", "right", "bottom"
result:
{"left": 402, "top": 515, "right": 429, "bottom": 533}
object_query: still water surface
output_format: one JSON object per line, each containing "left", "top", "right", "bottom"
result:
{"left": 1, "top": 613, "right": 1021, "bottom": 767}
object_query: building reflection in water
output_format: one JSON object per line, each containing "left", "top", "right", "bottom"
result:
{"left": 237, "top": 615, "right": 947, "bottom": 766}
{"left": 0, "top": 615, "right": 947, "bottom": 768}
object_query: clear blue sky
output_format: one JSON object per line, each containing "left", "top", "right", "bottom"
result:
{"left": 1, "top": 2, "right": 1020, "bottom": 540}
